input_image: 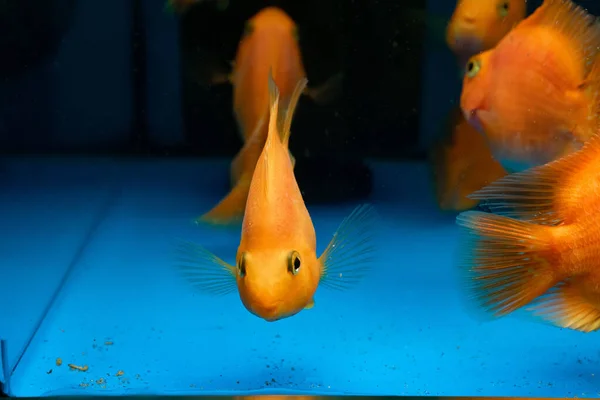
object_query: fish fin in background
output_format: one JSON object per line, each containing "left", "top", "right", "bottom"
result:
{"left": 303, "top": 72, "right": 344, "bottom": 106}
{"left": 528, "top": 280, "right": 600, "bottom": 333}
{"left": 455, "top": 211, "right": 560, "bottom": 318}
{"left": 195, "top": 178, "right": 250, "bottom": 226}
{"left": 230, "top": 108, "right": 269, "bottom": 185}
{"left": 468, "top": 133, "right": 600, "bottom": 225}
{"left": 524, "top": 0, "right": 600, "bottom": 141}
{"left": 521, "top": 0, "right": 600, "bottom": 86}
{"left": 206, "top": 60, "right": 236, "bottom": 85}
{"left": 318, "top": 204, "right": 378, "bottom": 290}
{"left": 304, "top": 299, "right": 315, "bottom": 309}
{"left": 174, "top": 239, "right": 237, "bottom": 295}
{"left": 182, "top": 48, "right": 234, "bottom": 87}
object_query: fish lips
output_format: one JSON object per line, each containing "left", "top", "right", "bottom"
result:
{"left": 462, "top": 108, "right": 485, "bottom": 134}
{"left": 451, "top": 34, "right": 484, "bottom": 60}
{"left": 245, "top": 298, "right": 292, "bottom": 322}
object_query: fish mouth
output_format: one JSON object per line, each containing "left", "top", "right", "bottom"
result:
{"left": 462, "top": 108, "right": 484, "bottom": 134}
{"left": 451, "top": 34, "right": 484, "bottom": 58}
{"left": 249, "top": 302, "right": 285, "bottom": 322}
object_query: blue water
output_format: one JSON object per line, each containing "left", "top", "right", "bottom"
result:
{"left": 1, "top": 157, "right": 599, "bottom": 398}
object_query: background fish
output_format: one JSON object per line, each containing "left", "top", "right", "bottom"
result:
{"left": 446, "top": 0, "right": 526, "bottom": 69}
{"left": 460, "top": 0, "right": 600, "bottom": 173}
{"left": 194, "top": 6, "right": 341, "bottom": 225}
{"left": 430, "top": 106, "right": 506, "bottom": 211}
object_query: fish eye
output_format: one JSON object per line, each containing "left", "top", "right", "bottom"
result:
{"left": 498, "top": 1, "right": 509, "bottom": 17}
{"left": 465, "top": 58, "right": 481, "bottom": 78}
{"left": 243, "top": 22, "right": 254, "bottom": 37}
{"left": 238, "top": 252, "right": 247, "bottom": 277}
{"left": 287, "top": 251, "right": 301, "bottom": 275}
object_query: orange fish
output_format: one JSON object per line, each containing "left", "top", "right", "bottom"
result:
{"left": 175, "top": 73, "right": 376, "bottom": 322}
{"left": 430, "top": 106, "right": 507, "bottom": 211}
{"left": 197, "top": 6, "right": 342, "bottom": 225}
{"left": 456, "top": 132, "right": 600, "bottom": 333}
{"left": 460, "top": 0, "right": 600, "bottom": 173}
{"left": 446, "top": 0, "right": 526, "bottom": 67}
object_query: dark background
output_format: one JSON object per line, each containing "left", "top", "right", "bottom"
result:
{"left": 0, "top": 0, "right": 428, "bottom": 160}
{"left": 0, "top": 0, "right": 598, "bottom": 203}
{"left": 179, "top": 0, "right": 427, "bottom": 162}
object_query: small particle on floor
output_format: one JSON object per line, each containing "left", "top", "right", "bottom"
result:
{"left": 56, "top": 358, "right": 62, "bottom": 366}
{"left": 115, "top": 370, "right": 124, "bottom": 376}
{"left": 96, "top": 378, "right": 105, "bottom": 384}
{"left": 68, "top": 364, "right": 89, "bottom": 372}
{"left": 46, "top": 369, "right": 53, "bottom": 374}
{"left": 104, "top": 341, "right": 114, "bottom": 346}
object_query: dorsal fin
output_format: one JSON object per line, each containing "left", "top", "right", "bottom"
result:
{"left": 266, "top": 69, "right": 308, "bottom": 148}
{"left": 266, "top": 68, "right": 281, "bottom": 147}
{"left": 519, "top": 0, "right": 600, "bottom": 74}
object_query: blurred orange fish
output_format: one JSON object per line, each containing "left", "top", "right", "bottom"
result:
{"left": 446, "top": 0, "right": 526, "bottom": 67}
{"left": 456, "top": 132, "right": 600, "bottom": 332}
{"left": 430, "top": 106, "right": 507, "bottom": 211}
{"left": 460, "top": 0, "right": 600, "bottom": 173}
{"left": 430, "top": 1, "right": 519, "bottom": 212}
{"left": 175, "top": 73, "right": 375, "bottom": 322}
{"left": 197, "top": 6, "right": 342, "bottom": 225}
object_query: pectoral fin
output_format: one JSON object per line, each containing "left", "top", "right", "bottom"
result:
{"left": 304, "top": 72, "right": 344, "bottom": 105}
{"left": 304, "top": 299, "right": 315, "bottom": 309}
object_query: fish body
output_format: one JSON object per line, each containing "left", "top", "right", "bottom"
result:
{"left": 197, "top": 6, "right": 342, "bottom": 225}
{"left": 446, "top": 0, "right": 526, "bottom": 68}
{"left": 176, "top": 73, "right": 376, "bottom": 322}
{"left": 460, "top": 0, "right": 600, "bottom": 173}
{"left": 430, "top": 106, "right": 507, "bottom": 211}
{"left": 456, "top": 132, "right": 600, "bottom": 333}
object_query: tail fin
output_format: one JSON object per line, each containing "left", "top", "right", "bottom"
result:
{"left": 195, "top": 179, "right": 250, "bottom": 226}
{"left": 455, "top": 211, "right": 560, "bottom": 318}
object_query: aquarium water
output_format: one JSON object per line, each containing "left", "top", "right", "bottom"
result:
{"left": 0, "top": 157, "right": 598, "bottom": 397}
{"left": 2, "top": 0, "right": 600, "bottom": 397}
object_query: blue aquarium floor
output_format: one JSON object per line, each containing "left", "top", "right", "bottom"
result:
{"left": 1, "top": 156, "right": 600, "bottom": 397}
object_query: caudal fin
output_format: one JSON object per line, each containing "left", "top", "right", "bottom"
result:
{"left": 455, "top": 211, "right": 561, "bottom": 318}
{"left": 195, "top": 179, "right": 250, "bottom": 226}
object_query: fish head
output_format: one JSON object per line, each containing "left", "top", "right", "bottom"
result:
{"left": 241, "top": 6, "right": 299, "bottom": 57}
{"left": 460, "top": 52, "right": 492, "bottom": 134}
{"left": 236, "top": 6, "right": 303, "bottom": 97}
{"left": 249, "top": 7, "right": 297, "bottom": 37}
{"left": 446, "top": 0, "right": 526, "bottom": 59}
{"left": 235, "top": 247, "right": 319, "bottom": 322}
